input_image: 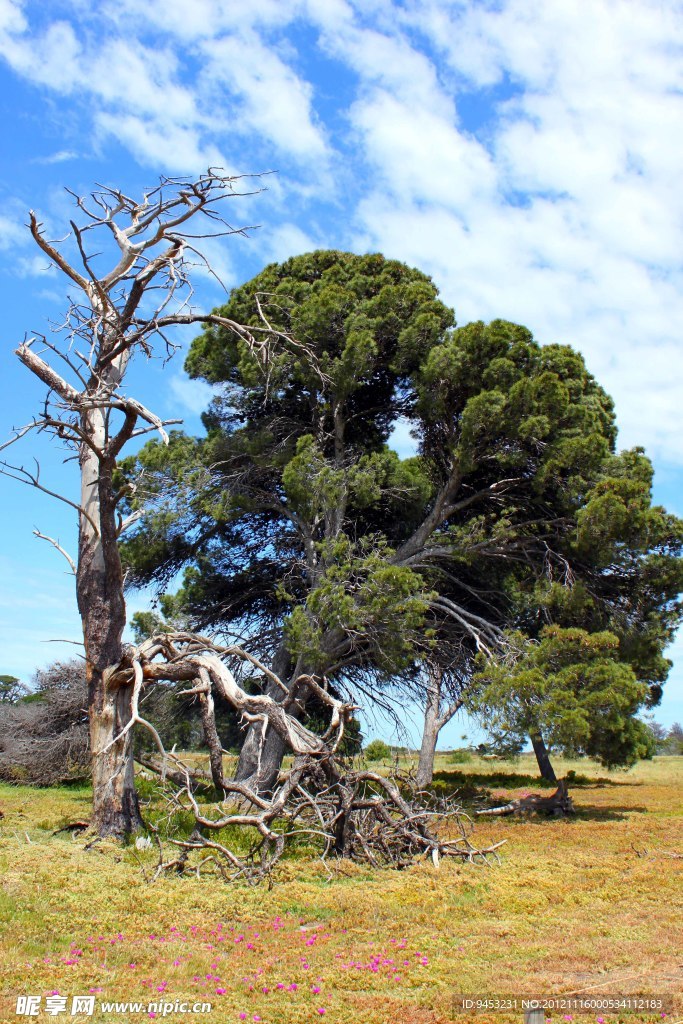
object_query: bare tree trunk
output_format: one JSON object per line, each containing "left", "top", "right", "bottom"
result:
{"left": 78, "top": 411, "right": 143, "bottom": 837}
{"left": 234, "top": 727, "right": 288, "bottom": 794}
{"left": 530, "top": 730, "right": 557, "bottom": 782}
{"left": 415, "top": 665, "right": 463, "bottom": 789}
{"left": 5, "top": 173, "right": 300, "bottom": 838}
{"left": 416, "top": 678, "right": 440, "bottom": 788}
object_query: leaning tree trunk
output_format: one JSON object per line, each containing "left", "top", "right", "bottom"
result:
{"left": 530, "top": 730, "right": 557, "bottom": 782}
{"left": 78, "top": 406, "right": 143, "bottom": 837}
{"left": 415, "top": 665, "right": 463, "bottom": 789}
{"left": 233, "top": 647, "right": 296, "bottom": 793}
{"left": 416, "top": 677, "right": 441, "bottom": 788}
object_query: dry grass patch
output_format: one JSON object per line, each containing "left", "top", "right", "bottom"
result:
{"left": 0, "top": 755, "right": 680, "bottom": 1023}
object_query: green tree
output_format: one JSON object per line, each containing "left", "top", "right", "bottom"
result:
{"left": 122, "top": 250, "right": 454, "bottom": 789}
{"left": 364, "top": 739, "right": 392, "bottom": 761}
{"left": 470, "top": 627, "right": 658, "bottom": 770}
{"left": 121, "top": 250, "right": 682, "bottom": 790}
{"left": 0, "top": 675, "right": 25, "bottom": 703}
{"left": 663, "top": 722, "right": 683, "bottom": 755}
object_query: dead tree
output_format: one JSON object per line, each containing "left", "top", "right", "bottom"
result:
{"left": 113, "top": 632, "right": 504, "bottom": 881}
{"left": 1, "top": 171, "right": 304, "bottom": 837}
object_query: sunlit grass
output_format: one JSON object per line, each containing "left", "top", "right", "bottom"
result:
{"left": 0, "top": 755, "right": 680, "bottom": 1023}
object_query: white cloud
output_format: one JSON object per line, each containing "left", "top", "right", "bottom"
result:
{"left": 0, "top": 0, "right": 681, "bottom": 469}
{"left": 0, "top": 18, "right": 82, "bottom": 91}
{"left": 32, "top": 149, "right": 79, "bottom": 164}
{"left": 0, "top": 213, "right": 28, "bottom": 250}
{"left": 261, "top": 222, "right": 321, "bottom": 263}
{"left": 0, "top": 0, "right": 25, "bottom": 35}
{"left": 95, "top": 113, "right": 226, "bottom": 174}
{"left": 16, "top": 253, "right": 58, "bottom": 277}
{"left": 105, "top": 0, "right": 304, "bottom": 39}
{"left": 200, "top": 31, "right": 329, "bottom": 163}
{"left": 339, "top": 0, "right": 683, "bottom": 465}
{"left": 168, "top": 374, "right": 216, "bottom": 416}
{"left": 351, "top": 88, "right": 496, "bottom": 208}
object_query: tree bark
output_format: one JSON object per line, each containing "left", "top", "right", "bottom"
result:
{"left": 416, "top": 677, "right": 440, "bottom": 788}
{"left": 199, "top": 690, "right": 225, "bottom": 793}
{"left": 233, "top": 647, "right": 294, "bottom": 793}
{"left": 530, "top": 730, "right": 557, "bottom": 782}
{"left": 415, "top": 665, "right": 463, "bottom": 789}
{"left": 234, "top": 726, "right": 288, "bottom": 794}
{"left": 78, "top": 407, "right": 143, "bottom": 837}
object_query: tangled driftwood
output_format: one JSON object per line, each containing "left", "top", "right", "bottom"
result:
{"left": 111, "top": 632, "right": 504, "bottom": 883}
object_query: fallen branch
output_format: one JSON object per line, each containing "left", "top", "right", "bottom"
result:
{"left": 476, "top": 779, "right": 574, "bottom": 817}
{"left": 118, "top": 631, "right": 500, "bottom": 882}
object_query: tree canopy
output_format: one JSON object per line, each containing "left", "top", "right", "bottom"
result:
{"left": 121, "top": 250, "right": 682, "bottom": 776}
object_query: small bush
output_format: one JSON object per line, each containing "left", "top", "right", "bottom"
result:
{"left": 448, "top": 748, "right": 473, "bottom": 764}
{"left": 364, "top": 739, "right": 392, "bottom": 761}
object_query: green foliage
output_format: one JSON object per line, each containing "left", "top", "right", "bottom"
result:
{"left": 283, "top": 536, "right": 433, "bottom": 673}
{"left": 447, "top": 748, "right": 472, "bottom": 764}
{"left": 364, "top": 739, "right": 392, "bottom": 761}
{"left": 471, "top": 626, "right": 656, "bottom": 768}
{"left": 119, "top": 251, "right": 682, "bottom": 771}
{"left": 0, "top": 675, "right": 25, "bottom": 704}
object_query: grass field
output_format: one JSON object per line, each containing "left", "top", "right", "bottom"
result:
{"left": 0, "top": 754, "right": 681, "bottom": 1024}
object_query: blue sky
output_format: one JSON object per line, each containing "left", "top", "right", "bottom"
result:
{"left": 0, "top": 0, "right": 681, "bottom": 745}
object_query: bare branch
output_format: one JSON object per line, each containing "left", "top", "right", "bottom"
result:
{"left": 28, "top": 211, "right": 90, "bottom": 294}
{"left": 15, "top": 339, "right": 82, "bottom": 405}
{"left": 33, "top": 529, "right": 77, "bottom": 574}
{"left": 0, "top": 459, "right": 100, "bottom": 536}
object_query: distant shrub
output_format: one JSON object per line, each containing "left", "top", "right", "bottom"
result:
{"left": 364, "top": 739, "right": 392, "bottom": 761}
{"left": 0, "top": 660, "right": 89, "bottom": 786}
{"left": 448, "top": 748, "right": 473, "bottom": 764}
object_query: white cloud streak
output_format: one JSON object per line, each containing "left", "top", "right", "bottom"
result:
{"left": 0, "top": 0, "right": 681, "bottom": 465}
